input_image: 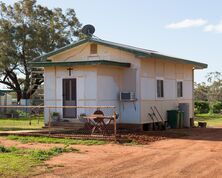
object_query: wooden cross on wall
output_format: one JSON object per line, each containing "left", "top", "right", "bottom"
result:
{"left": 67, "top": 67, "right": 73, "bottom": 76}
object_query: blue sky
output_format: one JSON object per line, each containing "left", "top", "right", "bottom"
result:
{"left": 4, "top": 0, "right": 222, "bottom": 83}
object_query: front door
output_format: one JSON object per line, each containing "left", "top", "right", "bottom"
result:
{"left": 62, "top": 78, "right": 77, "bottom": 118}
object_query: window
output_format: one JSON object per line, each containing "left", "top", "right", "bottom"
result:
{"left": 177, "top": 81, "right": 183, "bottom": 97}
{"left": 157, "top": 80, "right": 164, "bottom": 98}
{"left": 90, "top": 43, "right": 97, "bottom": 54}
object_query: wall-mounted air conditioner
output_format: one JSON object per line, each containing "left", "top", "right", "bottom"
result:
{"left": 120, "top": 92, "right": 136, "bottom": 101}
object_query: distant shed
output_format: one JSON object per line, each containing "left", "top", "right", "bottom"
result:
{"left": 0, "top": 90, "right": 13, "bottom": 106}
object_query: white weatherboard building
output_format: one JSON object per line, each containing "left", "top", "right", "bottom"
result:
{"left": 32, "top": 38, "right": 207, "bottom": 130}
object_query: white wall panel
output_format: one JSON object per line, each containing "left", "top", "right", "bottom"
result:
{"left": 141, "top": 77, "right": 155, "bottom": 100}
{"left": 44, "top": 68, "right": 56, "bottom": 100}
{"left": 120, "top": 102, "right": 140, "bottom": 124}
{"left": 184, "top": 66, "right": 193, "bottom": 80}
{"left": 156, "top": 60, "right": 164, "bottom": 77}
{"left": 77, "top": 76, "right": 85, "bottom": 100}
{"left": 122, "top": 69, "right": 137, "bottom": 92}
{"left": 85, "top": 72, "right": 97, "bottom": 100}
{"left": 55, "top": 77, "right": 62, "bottom": 102}
{"left": 183, "top": 80, "right": 193, "bottom": 99}
{"left": 141, "top": 59, "right": 155, "bottom": 77}
{"left": 98, "top": 76, "right": 119, "bottom": 100}
{"left": 165, "top": 62, "right": 175, "bottom": 79}
{"left": 164, "top": 79, "right": 175, "bottom": 99}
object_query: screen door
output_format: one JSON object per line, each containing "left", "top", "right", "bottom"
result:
{"left": 62, "top": 79, "right": 77, "bottom": 118}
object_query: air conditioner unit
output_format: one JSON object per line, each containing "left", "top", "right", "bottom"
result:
{"left": 120, "top": 92, "right": 136, "bottom": 101}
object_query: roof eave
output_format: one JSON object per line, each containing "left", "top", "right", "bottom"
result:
{"left": 138, "top": 53, "right": 207, "bottom": 69}
{"left": 33, "top": 38, "right": 90, "bottom": 62}
{"left": 29, "top": 60, "right": 131, "bottom": 68}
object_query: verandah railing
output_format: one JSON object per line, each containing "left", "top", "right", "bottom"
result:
{"left": 0, "top": 105, "right": 117, "bottom": 140}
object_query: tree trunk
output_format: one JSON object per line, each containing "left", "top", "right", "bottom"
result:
{"left": 17, "top": 91, "right": 22, "bottom": 103}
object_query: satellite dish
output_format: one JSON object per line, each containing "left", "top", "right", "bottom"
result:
{"left": 82, "top": 24, "right": 95, "bottom": 37}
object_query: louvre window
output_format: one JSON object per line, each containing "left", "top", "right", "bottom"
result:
{"left": 90, "top": 43, "right": 97, "bottom": 54}
{"left": 157, "top": 80, "right": 164, "bottom": 98}
{"left": 177, "top": 81, "right": 183, "bottom": 97}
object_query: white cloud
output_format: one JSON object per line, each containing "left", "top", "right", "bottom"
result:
{"left": 204, "top": 21, "right": 222, "bottom": 33}
{"left": 166, "top": 19, "right": 208, "bottom": 29}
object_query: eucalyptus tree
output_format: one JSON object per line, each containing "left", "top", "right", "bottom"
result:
{"left": 206, "top": 71, "right": 222, "bottom": 102}
{"left": 194, "top": 82, "right": 209, "bottom": 101}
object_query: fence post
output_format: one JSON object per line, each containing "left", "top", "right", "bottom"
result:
{"left": 113, "top": 110, "right": 117, "bottom": 142}
{"left": 48, "top": 108, "right": 51, "bottom": 135}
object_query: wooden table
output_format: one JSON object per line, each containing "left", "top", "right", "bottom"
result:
{"left": 83, "top": 114, "right": 114, "bottom": 134}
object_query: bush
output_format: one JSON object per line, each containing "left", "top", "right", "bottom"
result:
{"left": 30, "top": 146, "right": 76, "bottom": 161}
{"left": 0, "top": 145, "right": 18, "bottom": 153}
{"left": 211, "top": 101, "right": 222, "bottom": 113}
{"left": 16, "top": 110, "right": 30, "bottom": 117}
{"left": 0, "top": 145, "right": 10, "bottom": 153}
{"left": 194, "top": 101, "right": 210, "bottom": 114}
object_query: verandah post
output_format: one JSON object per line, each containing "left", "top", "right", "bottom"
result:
{"left": 48, "top": 108, "right": 51, "bottom": 135}
{"left": 113, "top": 109, "right": 117, "bottom": 142}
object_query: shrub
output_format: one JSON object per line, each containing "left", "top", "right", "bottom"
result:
{"left": 0, "top": 145, "right": 18, "bottom": 153}
{"left": 0, "top": 145, "right": 10, "bottom": 153}
{"left": 194, "top": 101, "right": 210, "bottom": 114}
{"left": 211, "top": 101, "right": 222, "bottom": 113}
{"left": 30, "top": 146, "right": 76, "bottom": 161}
{"left": 52, "top": 112, "right": 60, "bottom": 117}
{"left": 16, "top": 110, "right": 29, "bottom": 117}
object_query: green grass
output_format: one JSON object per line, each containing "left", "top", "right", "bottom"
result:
{"left": 7, "top": 135, "right": 107, "bottom": 145}
{"left": 0, "top": 145, "right": 77, "bottom": 177}
{"left": 0, "top": 117, "right": 44, "bottom": 131}
{"left": 195, "top": 113, "right": 222, "bottom": 127}
{"left": 123, "top": 140, "right": 139, "bottom": 146}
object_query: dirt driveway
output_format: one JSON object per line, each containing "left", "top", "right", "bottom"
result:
{"left": 32, "top": 128, "right": 222, "bottom": 178}
{"left": 1, "top": 128, "right": 222, "bottom": 178}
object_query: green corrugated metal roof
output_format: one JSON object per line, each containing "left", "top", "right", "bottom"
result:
{"left": 33, "top": 38, "right": 207, "bottom": 69}
{"left": 30, "top": 60, "right": 131, "bottom": 68}
{"left": 0, "top": 90, "right": 14, "bottom": 96}
{"left": 0, "top": 90, "right": 14, "bottom": 92}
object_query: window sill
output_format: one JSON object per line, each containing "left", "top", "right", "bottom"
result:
{"left": 156, "top": 97, "right": 165, "bottom": 100}
{"left": 88, "top": 54, "right": 98, "bottom": 57}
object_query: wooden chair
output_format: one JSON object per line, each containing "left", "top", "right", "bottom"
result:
{"left": 91, "top": 110, "right": 105, "bottom": 134}
{"left": 78, "top": 113, "right": 94, "bottom": 133}
{"left": 93, "top": 110, "right": 104, "bottom": 115}
{"left": 103, "top": 113, "right": 119, "bottom": 134}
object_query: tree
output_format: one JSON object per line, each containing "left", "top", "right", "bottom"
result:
{"left": 206, "top": 71, "right": 222, "bottom": 102}
{"left": 194, "top": 82, "right": 209, "bottom": 101}
{"left": 0, "top": 0, "right": 82, "bottom": 102}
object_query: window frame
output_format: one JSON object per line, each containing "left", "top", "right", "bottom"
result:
{"left": 177, "top": 80, "right": 183, "bottom": 98}
{"left": 156, "top": 79, "right": 164, "bottom": 98}
{"left": 90, "top": 43, "right": 98, "bottom": 55}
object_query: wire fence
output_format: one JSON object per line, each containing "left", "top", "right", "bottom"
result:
{"left": 0, "top": 105, "right": 117, "bottom": 139}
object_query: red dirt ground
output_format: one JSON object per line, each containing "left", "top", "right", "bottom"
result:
{"left": 1, "top": 128, "right": 222, "bottom": 178}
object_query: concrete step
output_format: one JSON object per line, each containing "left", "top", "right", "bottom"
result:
{"left": 45, "top": 122, "right": 85, "bottom": 130}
